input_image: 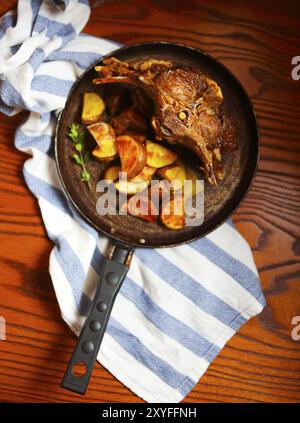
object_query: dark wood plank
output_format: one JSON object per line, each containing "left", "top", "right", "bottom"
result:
{"left": 0, "top": 0, "right": 299, "bottom": 403}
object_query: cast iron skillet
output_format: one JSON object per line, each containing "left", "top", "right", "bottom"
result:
{"left": 55, "top": 42, "right": 259, "bottom": 394}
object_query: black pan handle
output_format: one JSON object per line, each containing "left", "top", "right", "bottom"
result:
{"left": 61, "top": 244, "right": 133, "bottom": 394}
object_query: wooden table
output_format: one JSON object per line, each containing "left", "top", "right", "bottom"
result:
{"left": 0, "top": 0, "right": 299, "bottom": 403}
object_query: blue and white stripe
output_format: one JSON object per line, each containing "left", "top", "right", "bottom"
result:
{"left": 0, "top": 0, "right": 266, "bottom": 403}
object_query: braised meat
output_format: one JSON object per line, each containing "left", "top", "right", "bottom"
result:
{"left": 111, "top": 105, "right": 148, "bottom": 135}
{"left": 93, "top": 57, "right": 237, "bottom": 184}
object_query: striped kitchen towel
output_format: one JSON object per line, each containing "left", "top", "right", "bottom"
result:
{"left": 0, "top": 0, "right": 266, "bottom": 403}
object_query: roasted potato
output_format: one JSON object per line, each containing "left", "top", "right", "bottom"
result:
{"left": 88, "top": 122, "right": 117, "bottom": 151}
{"left": 92, "top": 147, "right": 118, "bottom": 162}
{"left": 82, "top": 92, "right": 105, "bottom": 124}
{"left": 116, "top": 135, "right": 147, "bottom": 179}
{"left": 124, "top": 132, "right": 147, "bottom": 143}
{"left": 146, "top": 140, "right": 177, "bottom": 168}
{"left": 103, "top": 165, "right": 121, "bottom": 182}
{"left": 132, "top": 165, "right": 156, "bottom": 181}
{"left": 157, "top": 159, "right": 186, "bottom": 190}
{"left": 115, "top": 165, "right": 156, "bottom": 195}
{"left": 161, "top": 195, "right": 185, "bottom": 230}
{"left": 115, "top": 179, "right": 149, "bottom": 195}
{"left": 88, "top": 122, "right": 118, "bottom": 162}
{"left": 122, "top": 192, "right": 158, "bottom": 223}
{"left": 184, "top": 167, "right": 204, "bottom": 199}
{"left": 149, "top": 179, "right": 170, "bottom": 202}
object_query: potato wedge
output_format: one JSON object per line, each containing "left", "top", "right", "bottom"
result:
{"left": 149, "top": 179, "right": 170, "bottom": 203}
{"left": 146, "top": 140, "right": 177, "bottom": 168}
{"left": 132, "top": 165, "right": 157, "bottom": 182}
{"left": 158, "top": 165, "right": 180, "bottom": 181}
{"left": 161, "top": 195, "right": 185, "bottom": 230}
{"left": 124, "top": 132, "right": 147, "bottom": 143}
{"left": 103, "top": 165, "right": 121, "bottom": 182}
{"left": 82, "top": 92, "right": 105, "bottom": 124}
{"left": 184, "top": 167, "right": 204, "bottom": 199}
{"left": 157, "top": 159, "right": 186, "bottom": 190}
{"left": 115, "top": 166, "right": 156, "bottom": 195}
{"left": 88, "top": 122, "right": 118, "bottom": 162}
{"left": 116, "top": 135, "right": 147, "bottom": 179}
{"left": 122, "top": 193, "right": 158, "bottom": 223}
{"left": 88, "top": 122, "right": 117, "bottom": 151}
{"left": 92, "top": 147, "right": 118, "bottom": 162}
{"left": 115, "top": 179, "right": 149, "bottom": 195}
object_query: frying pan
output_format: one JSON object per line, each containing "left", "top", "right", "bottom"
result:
{"left": 55, "top": 42, "right": 259, "bottom": 394}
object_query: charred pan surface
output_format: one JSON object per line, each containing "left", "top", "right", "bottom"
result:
{"left": 93, "top": 57, "right": 238, "bottom": 184}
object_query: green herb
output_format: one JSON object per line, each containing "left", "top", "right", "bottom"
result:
{"left": 68, "top": 123, "right": 91, "bottom": 190}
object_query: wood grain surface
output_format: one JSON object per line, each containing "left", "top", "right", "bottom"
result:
{"left": 0, "top": 0, "right": 300, "bottom": 403}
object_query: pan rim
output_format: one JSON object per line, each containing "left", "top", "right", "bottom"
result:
{"left": 54, "top": 41, "right": 260, "bottom": 249}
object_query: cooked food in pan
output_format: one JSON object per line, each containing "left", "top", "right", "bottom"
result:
{"left": 68, "top": 57, "right": 238, "bottom": 230}
{"left": 93, "top": 57, "right": 238, "bottom": 184}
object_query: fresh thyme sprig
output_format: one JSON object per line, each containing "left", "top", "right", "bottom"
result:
{"left": 68, "top": 123, "right": 91, "bottom": 190}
